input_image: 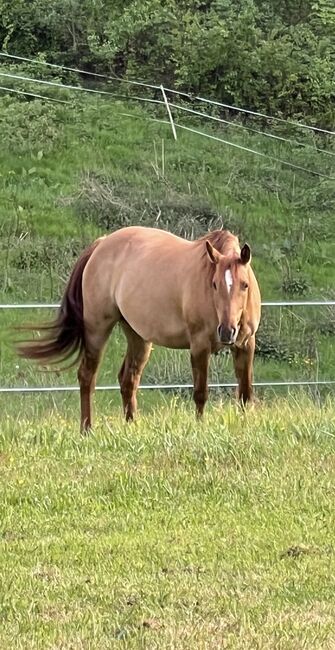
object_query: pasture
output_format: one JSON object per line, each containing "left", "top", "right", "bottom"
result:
{"left": 0, "top": 82, "right": 334, "bottom": 649}
{"left": 0, "top": 393, "right": 335, "bottom": 649}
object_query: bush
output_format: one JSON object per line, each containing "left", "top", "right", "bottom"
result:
{"left": 0, "top": 97, "right": 63, "bottom": 153}
{"left": 282, "top": 275, "right": 309, "bottom": 296}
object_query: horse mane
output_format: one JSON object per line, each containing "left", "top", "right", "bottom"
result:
{"left": 196, "top": 229, "right": 240, "bottom": 257}
{"left": 194, "top": 229, "right": 241, "bottom": 283}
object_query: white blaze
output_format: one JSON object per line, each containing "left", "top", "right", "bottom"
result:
{"left": 225, "top": 269, "right": 233, "bottom": 293}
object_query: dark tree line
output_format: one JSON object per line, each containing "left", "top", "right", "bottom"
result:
{"left": 0, "top": 0, "right": 334, "bottom": 126}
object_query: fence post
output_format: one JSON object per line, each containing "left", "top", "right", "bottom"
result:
{"left": 160, "top": 85, "right": 177, "bottom": 141}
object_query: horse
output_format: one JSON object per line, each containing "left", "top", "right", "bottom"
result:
{"left": 17, "top": 226, "right": 261, "bottom": 432}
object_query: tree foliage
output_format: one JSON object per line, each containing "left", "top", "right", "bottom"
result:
{"left": 0, "top": 0, "right": 333, "bottom": 125}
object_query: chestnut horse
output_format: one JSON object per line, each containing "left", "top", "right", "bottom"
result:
{"left": 17, "top": 226, "right": 261, "bottom": 431}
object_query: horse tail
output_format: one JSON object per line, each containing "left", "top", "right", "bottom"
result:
{"left": 16, "top": 238, "right": 103, "bottom": 367}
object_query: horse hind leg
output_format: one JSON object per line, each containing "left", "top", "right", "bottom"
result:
{"left": 78, "top": 322, "right": 116, "bottom": 433}
{"left": 118, "top": 322, "right": 152, "bottom": 421}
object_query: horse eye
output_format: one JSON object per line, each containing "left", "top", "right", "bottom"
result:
{"left": 241, "top": 281, "right": 249, "bottom": 290}
{"left": 213, "top": 281, "right": 217, "bottom": 290}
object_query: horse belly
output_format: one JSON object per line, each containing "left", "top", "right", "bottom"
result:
{"left": 150, "top": 329, "right": 190, "bottom": 349}
{"left": 117, "top": 289, "right": 190, "bottom": 348}
{"left": 124, "top": 310, "right": 190, "bottom": 349}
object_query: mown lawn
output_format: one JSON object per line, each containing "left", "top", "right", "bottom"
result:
{"left": 0, "top": 394, "right": 334, "bottom": 649}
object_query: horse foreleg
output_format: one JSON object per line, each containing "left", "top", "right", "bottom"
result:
{"left": 190, "top": 343, "right": 210, "bottom": 418}
{"left": 232, "top": 335, "right": 255, "bottom": 405}
{"left": 118, "top": 322, "right": 152, "bottom": 421}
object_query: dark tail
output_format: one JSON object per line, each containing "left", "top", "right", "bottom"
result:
{"left": 16, "top": 238, "right": 102, "bottom": 367}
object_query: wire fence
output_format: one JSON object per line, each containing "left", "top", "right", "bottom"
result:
{"left": 1, "top": 65, "right": 334, "bottom": 157}
{"left": 0, "top": 71, "right": 334, "bottom": 174}
{"left": 0, "top": 53, "right": 334, "bottom": 181}
{"left": 1, "top": 50, "right": 335, "bottom": 136}
{"left": 1, "top": 78, "right": 334, "bottom": 161}
{"left": 1, "top": 300, "right": 334, "bottom": 395}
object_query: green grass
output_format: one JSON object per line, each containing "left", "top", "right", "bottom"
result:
{"left": 0, "top": 395, "right": 334, "bottom": 649}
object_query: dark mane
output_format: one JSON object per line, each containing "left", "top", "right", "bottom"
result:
{"left": 196, "top": 229, "right": 240, "bottom": 256}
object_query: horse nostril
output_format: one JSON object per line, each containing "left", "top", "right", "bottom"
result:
{"left": 218, "top": 324, "right": 236, "bottom": 343}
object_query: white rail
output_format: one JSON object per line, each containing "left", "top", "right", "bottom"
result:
{"left": 1, "top": 380, "right": 335, "bottom": 394}
{"left": 1, "top": 301, "right": 335, "bottom": 309}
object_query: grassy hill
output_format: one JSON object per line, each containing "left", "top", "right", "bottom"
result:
{"left": 0, "top": 91, "right": 334, "bottom": 392}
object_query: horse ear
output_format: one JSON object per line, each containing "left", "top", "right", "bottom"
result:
{"left": 206, "top": 240, "right": 220, "bottom": 265}
{"left": 240, "top": 243, "right": 251, "bottom": 265}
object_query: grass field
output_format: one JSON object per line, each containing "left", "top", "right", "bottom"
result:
{"left": 0, "top": 394, "right": 335, "bottom": 649}
{"left": 0, "top": 82, "right": 335, "bottom": 649}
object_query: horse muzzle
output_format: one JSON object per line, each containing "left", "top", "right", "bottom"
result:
{"left": 217, "top": 324, "right": 238, "bottom": 345}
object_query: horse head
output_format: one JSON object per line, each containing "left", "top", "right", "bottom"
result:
{"left": 206, "top": 240, "right": 253, "bottom": 345}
